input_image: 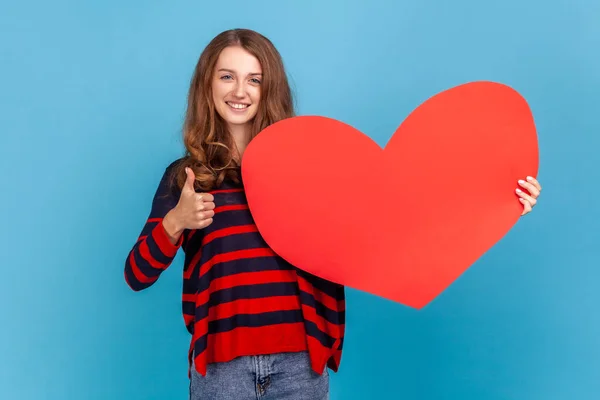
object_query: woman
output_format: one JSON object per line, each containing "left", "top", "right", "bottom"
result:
{"left": 124, "top": 28, "right": 542, "bottom": 400}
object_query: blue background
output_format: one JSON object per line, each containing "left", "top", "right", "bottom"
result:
{"left": 1, "top": 0, "right": 598, "bottom": 399}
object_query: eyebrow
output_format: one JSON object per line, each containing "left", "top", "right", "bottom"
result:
{"left": 218, "top": 68, "right": 262, "bottom": 76}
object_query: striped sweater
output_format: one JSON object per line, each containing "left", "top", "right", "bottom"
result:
{"left": 124, "top": 160, "right": 346, "bottom": 377}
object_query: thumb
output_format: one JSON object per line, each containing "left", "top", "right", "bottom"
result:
{"left": 184, "top": 167, "right": 196, "bottom": 192}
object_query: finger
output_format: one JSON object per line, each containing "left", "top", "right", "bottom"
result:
{"left": 526, "top": 176, "right": 542, "bottom": 193}
{"left": 518, "top": 179, "right": 541, "bottom": 198}
{"left": 516, "top": 188, "right": 537, "bottom": 207}
{"left": 520, "top": 198, "right": 532, "bottom": 215}
{"left": 196, "top": 218, "right": 213, "bottom": 229}
{"left": 197, "top": 193, "right": 214, "bottom": 202}
{"left": 200, "top": 201, "right": 216, "bottom": 211}
{"left": 199, "top": 210, "right": 215, "bottom": 219}
{"left": 194, "top": 209, "right": 215, "bottom": 222}
{"left": 184, "top": 168, "right": 196, "bottom": 191}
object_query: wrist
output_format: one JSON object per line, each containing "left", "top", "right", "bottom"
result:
{"left": 163, "top": 209, "right": 184, "bottom": 242}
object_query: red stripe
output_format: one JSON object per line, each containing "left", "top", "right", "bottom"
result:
{"left": 184, "top": 247, "right": 203, "bottom": 279}
{"left": 193, "top": 296, "right": 302, "bottom": 337}
{"left": 193, "top": 324, "right": 307, "bottom": 373}
{"left": 192, "top": 328, "right": 339, "bottom": 377}
{"left": 183, "top": 227, "right": 259, "bottom": 282}
{"left": 306, "top": 336, "right": 341, "bottom": 373}
{"left": 211, "top": 296, "right": 301, "bottom": 321}
{"left": 139, "top": 239, "right": 168, "bottom": 270}
{"left": 127, "top": 250, "right": 156, "bottom": 284}
{"left": 207, "top": 269, "right": 297, "bottom": 295}
{"left": 182, "top": 294, "right": 195, "bottom": 303}
{"left": 195, "top": 270, "right": 299, "bottom": 307}
{"left": 209, "top": 188, "right": 244, "bottom": 194}
{"left": 296, "top": 274, "right": 346, "bottom": 312}
{"left": 214, "top": 204, "right": 248, "bottom": 213}
{"left": 193, "top": 348, "right": 208, "bottom": 376}
{"left": 202, "top": 225, "right": 258, "bottom": 246}
{"left": 301, "top": 304, "right": 345, "bottom": 339}
{"left": 151, "top": 221, "right": 180, "bottom": 257}
{"left": 187, "top": 229, "right": 197, "bottom": 242}
{"left": 199, "top": 248, "right": 275, "bottom": 276}
{"left": 183, "top": 314, "right": 194, "bottom": 327}
{"left": 147, "top": 218, "right": 162, "bottom": 223}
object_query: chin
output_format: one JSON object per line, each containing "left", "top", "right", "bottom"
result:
{"left": 223, "top": 110, "right": 257, "bottom": 125}
{"left": 225, "top": 115, "right": 254, "bottom": 126}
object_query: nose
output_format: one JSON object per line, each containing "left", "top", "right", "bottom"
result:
{"left": 233, "top": 80, "right": 246, "bottom": 98}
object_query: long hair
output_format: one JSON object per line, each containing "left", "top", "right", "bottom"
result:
{"left": 172, "top": 29, "right": 295, "bottom": 192}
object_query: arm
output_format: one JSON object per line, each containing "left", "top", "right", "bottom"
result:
{"left": 124, "top": 164, "right": 183, "bottom": 291}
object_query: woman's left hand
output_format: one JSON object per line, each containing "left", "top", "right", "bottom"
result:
{"left": 517, "top": 176, "right": 542, "bottom": 216}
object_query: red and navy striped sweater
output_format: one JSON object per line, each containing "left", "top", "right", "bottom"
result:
{"left": 124, "top": 160, "right": 345, "bottom": 376}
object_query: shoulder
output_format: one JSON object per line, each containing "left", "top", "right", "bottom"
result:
{"left": 161, "top": 156, "right": 191, "bottom": 181}
{"left": 154, "top": 157, "right": 187, "bottom": 197}
{"left": 165, "top": 157, "right": 186, "bottom": 173}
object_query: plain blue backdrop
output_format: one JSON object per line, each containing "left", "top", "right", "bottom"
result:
{"left": 1, "top": 0, "right": 598, "bottom": 399}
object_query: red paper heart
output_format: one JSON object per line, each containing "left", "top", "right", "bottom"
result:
{"left": 241, "top": 81, "right": 539, "bottom": 309}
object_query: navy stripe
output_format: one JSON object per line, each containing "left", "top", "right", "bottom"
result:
{"left": 196, "top": 253, "right": 295, "bottom": 293}
{"left": 183, "top": 301, "right": 195, "bottom": 335}
{"left": 182, "top": 251, "right": 201, "bottom": 295}
{"left": 124, "top": 260, "right": 151, "bottom": 291}
{"left": 194, "top": 335, "right": 208, "bottom": 355}
{"left": 207, "top": 210, "right": 256, "bottom": 232}
{"left": 131, "top": 247, "right": 163, "bottom": 278}
{"left": 182, "top": 274, "right": 199, "bottom": 295}
{"left": 182, "top": 228, "right": 204, "bottom": 252}
{"left": 299, "top": 291, "right": 345, "bottom": 325}
{"left": 194, "top": 310, "right": 304, "bottom": 354}
{"left": 209, "top": 309, "right": 303, "bottom": 334}
{"left": 195, "top": 282, "right": 300, "bottom": 320}
{"left": 296, "top": 269, "right": 345, "bottom": 300}
{"left": 139, "top": 220, "right": 159, "bottom": 238}
{"left": 211, "top": 190, "right": 247, "bottom": 205}
{"left": 304, "top": 319, "right": 340, "bottom": 349}
{"left": 183, "top": 300, "right": 195, "bottom": 317}
{"left": 146, "top": 233, "right": 174, "bottom": 266}
{"left": 205, "top": 231, "right": 268, "bottom": 253}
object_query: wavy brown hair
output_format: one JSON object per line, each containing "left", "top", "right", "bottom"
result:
{"left": 171, "top": 28, "right": 295, "bottom": 192}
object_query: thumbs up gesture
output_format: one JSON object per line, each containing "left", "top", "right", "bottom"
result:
{"left": 163, "top": 167, "right": 215, "bottom": 241}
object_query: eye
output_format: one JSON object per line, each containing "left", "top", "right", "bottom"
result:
{"left": 250, "top": 78, "right": 261, "bottom": 84}
{"left": 220, "top": 74, "right": 233, "bottom": 80}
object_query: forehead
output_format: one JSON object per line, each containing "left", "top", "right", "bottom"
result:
{"left": 215, "top": 46, "right": 262, "bottom": 74}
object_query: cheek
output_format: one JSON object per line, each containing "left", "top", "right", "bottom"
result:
{"left": 212, "top": 81, "right": 225, "bottom": 101}
{"left": 211, "top": 83, "right": 227, "bottom": 118}
{"left": 250, "top": 87, "right": 261, "bottom": 104}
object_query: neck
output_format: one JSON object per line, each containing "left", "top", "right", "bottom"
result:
{"left": 228, "top": 123, "right": 251, "bottom": 161}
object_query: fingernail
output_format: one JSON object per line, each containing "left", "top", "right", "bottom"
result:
{"left": 527, "top": 176, "right": 534, "bottom": 181}
{"left": 516, "top": 188, "right": 522, "bottom": 193}
{"left": 518, "top": 180, "right": 525, "bottom": 185}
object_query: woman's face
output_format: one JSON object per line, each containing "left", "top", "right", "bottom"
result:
{"left": 211, "top": 45, "right": 262, "bottom": 130}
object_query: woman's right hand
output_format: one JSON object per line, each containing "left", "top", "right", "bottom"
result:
{"left": 162, "top": 167, "right": 215, "bottom": 242}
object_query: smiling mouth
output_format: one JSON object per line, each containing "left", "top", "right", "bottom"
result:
{"left": 226, "top": 101, "right": 250, "bottom": 110}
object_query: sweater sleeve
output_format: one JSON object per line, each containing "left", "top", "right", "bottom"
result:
{"left": 124, "top": 162, "right": 184, "bottom": 291}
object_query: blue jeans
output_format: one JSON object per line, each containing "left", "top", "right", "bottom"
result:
{"left": 189, "top": 351, "right": 329, "bottom": 399}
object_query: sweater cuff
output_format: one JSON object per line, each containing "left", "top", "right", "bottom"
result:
{"left": 152, "top": 219, "right": 183, "bottom": 258}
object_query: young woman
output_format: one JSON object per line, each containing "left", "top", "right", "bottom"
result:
{"left": 124, "top": 28, "right": 542, "bottom": 400}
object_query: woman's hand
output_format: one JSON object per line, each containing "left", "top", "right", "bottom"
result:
{"left": 163, "top": 167, "right": 215, "bottom": 243}
{"left": 517, "top": 176, "right": 542, "bottom": 216}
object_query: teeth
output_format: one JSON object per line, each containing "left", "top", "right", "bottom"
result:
{"left": 227, "top": 102, "right": 249, "bottom": 109}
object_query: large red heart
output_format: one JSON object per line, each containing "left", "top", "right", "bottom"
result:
{"left": 241, "top": 81, "right": 539, "bottom": 309}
